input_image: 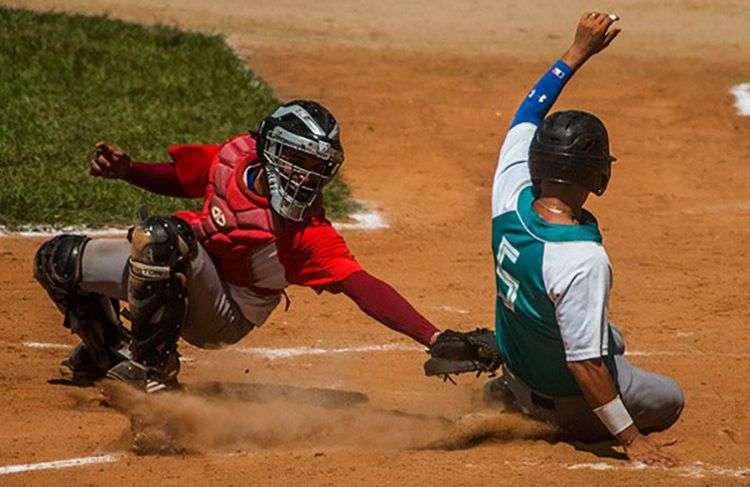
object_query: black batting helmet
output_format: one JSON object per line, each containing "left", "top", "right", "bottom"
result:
{"left": 528, "top": 110, "right": 616, "bottom": 196}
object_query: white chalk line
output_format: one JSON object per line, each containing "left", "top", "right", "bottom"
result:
{"left": 626, "top": 350, "right": 687, "bottom": 357}
{"left": 1, "top": 452, "right": 746, "bottom": 480}
{"left": 0, "top": 226, "right": 126, "bottom": 238}
{"left": 0, "top": 211, "right": 387, "bottom": 237}
{"left": 626, "top": 350, "right": 750, "bottom": 359}
{"left": 0, "top": 453, "right": 121, "bottom": 476}
{"left": 21, "top": 341, "right": 72, "bottom": 350}
{"left": 730, "top": 83, "right": 750, "bottom": 117}
{"left": 430, "top": 305, "right": 470, "bottom": 315}
{"left": 231, "top": 343, "right": 423, "bottom": 359}
{"left": 564, "top": 460, "right": 750, "bottom": 479}
{"left": 332, "top": 211, "right": 388, "bottom": 231}
{"left": 14, "top": 341, "right": 750, "bottom": 360}
{"left": 0, "top": 451, "right": 237, "bottom": 477}
{"left": 13, "top": 340, "right": 424, "bottom": 359}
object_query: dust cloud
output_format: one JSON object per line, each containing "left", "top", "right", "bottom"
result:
{"left": 101, "top": 381, "right": 556, "bottom": 455}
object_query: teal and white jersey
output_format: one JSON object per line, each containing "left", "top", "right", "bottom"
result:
{"left": 492, "top": 122, "right": 615, "bottom": 397}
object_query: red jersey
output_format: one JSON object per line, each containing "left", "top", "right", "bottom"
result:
{"left": 169, "top": 134, "right": 362, "bottom": 290}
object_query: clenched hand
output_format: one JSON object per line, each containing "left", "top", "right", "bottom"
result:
{"left": 89, "top": 141, "right": 132, "bottom": 180}
{"left": 562, "top": 12, "right": 622, "bottom": 70}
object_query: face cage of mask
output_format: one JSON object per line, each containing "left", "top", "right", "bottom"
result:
{"left": 263, "top": 143, "right": 341, "bottom": 221}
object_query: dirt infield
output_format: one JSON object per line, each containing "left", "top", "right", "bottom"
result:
{"left": 2, "top": 0, "right": 750, "bottom": 484}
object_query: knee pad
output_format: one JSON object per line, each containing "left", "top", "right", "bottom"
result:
{"left": 34, "top": 235, "right": 124, "bottom": 369}
{"left": 34, "top": 234, "right": 89, "bottom": 312}
{"left": 127, "top": 216, "right": 197, "bottom": 365}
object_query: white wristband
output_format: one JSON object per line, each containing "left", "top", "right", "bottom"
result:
{"left": 593, "top": 396, "right": 634, "bottom": 436}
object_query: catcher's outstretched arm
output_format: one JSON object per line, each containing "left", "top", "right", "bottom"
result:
{"left": 334, "top": 270, "right": 439, "bottom": 346}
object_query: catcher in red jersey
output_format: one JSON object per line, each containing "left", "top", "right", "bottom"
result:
{"left": 34, "top": 100, "right": 493, "bottom": 392}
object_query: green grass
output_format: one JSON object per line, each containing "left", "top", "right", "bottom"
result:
{"left": 0, "top": 7, "right": 358, "bottom": 230}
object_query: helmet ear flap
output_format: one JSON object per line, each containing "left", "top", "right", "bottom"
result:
{"left": 595, "top": 170, "right": 611, "bottom": 196}
{"left": 529, "top": 110, "right": 615, "bottom": 196}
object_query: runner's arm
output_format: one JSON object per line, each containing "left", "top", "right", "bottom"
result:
{"left": 492, "top": 59, "right": 575, "bottom": 217}
{"left": 492, "top": 12, "right": 620, "bottom": 216}
{"left": 567, "top": 358, "right": 630, "bottom": 432}
{"left": 550, "top": 243, "right": 676, "bottom": 466}
{"left": 512, "top": 10, "right": 622, "bottom": 129}
{"left": 567, "top": 359, "right": 677, "bottom": 466}
{"left": 509, "top": 59, "right": 574, "bottom": 129}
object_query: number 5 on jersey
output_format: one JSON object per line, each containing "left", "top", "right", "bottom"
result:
{"left": 496, "top": 236, "right": 520, "bottom": 311}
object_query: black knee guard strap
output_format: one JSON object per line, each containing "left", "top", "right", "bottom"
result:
{"left": 34, "top": 235, "right": 125, "bottom": 370}
{"left": 127, "top": 216, "right": 197, "bottom": 365}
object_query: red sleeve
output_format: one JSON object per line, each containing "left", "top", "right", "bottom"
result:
{"left": 277, "top": 216, "right": 363, "bottom": 289}
{"left": 167, "top": 144, "right": 220, "bottom": 198}
{"left": 124, "top": 162, "right": 189, "bottom": 197}
{"left": 335, "top": 271, "right": 439, "bottom": 346}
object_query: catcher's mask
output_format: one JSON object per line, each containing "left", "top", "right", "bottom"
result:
{"left": 256, "top": 100, "right": 344, "bottom": 222}
{"left": 529, "top": 110, "right": 616, "bottom": 196}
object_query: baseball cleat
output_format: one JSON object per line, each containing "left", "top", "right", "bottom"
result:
{"left": 482, "top": 376, "right": 516, "bottom": 409}
{"left": 57, "top": 342, "right": 131, "bottom": 386}
{"left": 106, "top": 355, "right": 180, "bottom": 393}
{"left": 58, "top": 343, "right": 108, "bottom": 386}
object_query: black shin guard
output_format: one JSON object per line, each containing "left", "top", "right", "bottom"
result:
{"left": 126, "top": 215, "right": 197, "bottom": 377}
{"left": 34, "top": 235, "right": 126, "bottom": 372}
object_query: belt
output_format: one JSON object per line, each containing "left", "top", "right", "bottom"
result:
{"left": 503, "top": 366, "right": 558, "bottom": 411}
{"left": 530, "top": 391, "right": 556, "bottom": 411}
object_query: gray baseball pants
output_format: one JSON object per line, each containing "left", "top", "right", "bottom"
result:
{"left": 78, "top": 237, "right": 281, "bottom": 348}
{"left": 492, "top": 328, "right": 684, "bottom": 441}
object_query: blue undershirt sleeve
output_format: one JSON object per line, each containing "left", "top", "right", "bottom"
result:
{"left": 511, "top": 59, "right": 574, "bottom": 128}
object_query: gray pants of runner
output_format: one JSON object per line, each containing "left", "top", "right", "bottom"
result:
{"left": 79, "top": 238, "right": 281, "bottom": 348}
{"left": 491, "top": 328, "right": 685, "bottom": 441}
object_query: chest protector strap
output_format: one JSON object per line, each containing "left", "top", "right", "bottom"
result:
{"left": 191, "top": 135, "right": 275, "bottom": 243}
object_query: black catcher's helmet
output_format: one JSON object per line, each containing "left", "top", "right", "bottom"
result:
{"left": 529, "top": 110, "right": 616, "bottom": 196}
{"left": 256, "top": 100, "right": 344, "bottom": 222}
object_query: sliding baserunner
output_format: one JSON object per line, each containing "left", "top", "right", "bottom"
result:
{"left": 484, "top": 13, "right": 683, "bottom": 466}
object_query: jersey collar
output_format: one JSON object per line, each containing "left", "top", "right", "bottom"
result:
{"left": 516, "top": 186, "right": 602, "bottom": 243}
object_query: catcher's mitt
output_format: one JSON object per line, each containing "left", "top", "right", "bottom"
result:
{"left": 424, "top": 328, "right": 502, "bottom": 383}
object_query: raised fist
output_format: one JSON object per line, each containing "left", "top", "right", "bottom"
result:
{"left": 89, "top": 141, "right": 132, "bottom": 180}
{"left": 563, "top": 12, "right": 622, "bottom": 69}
